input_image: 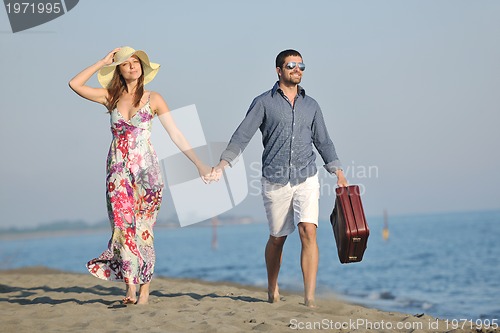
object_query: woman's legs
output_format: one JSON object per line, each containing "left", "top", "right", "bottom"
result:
{"left": 123, "top": 284, "right": 137, "bottom": 304}
{"left": 123, "top": 282, "right": 150, "bottom": 305}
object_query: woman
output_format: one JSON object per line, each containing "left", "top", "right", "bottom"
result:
{"left": 69, "top": 46, "right": 214, "bottom": 305}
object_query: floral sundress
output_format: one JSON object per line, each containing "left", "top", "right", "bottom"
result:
{"left": 87, "top": 94, "right": 164, "bottom": 284}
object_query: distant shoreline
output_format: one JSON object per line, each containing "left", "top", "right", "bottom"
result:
{"left": 0, "top": 216, "right": 265, "bottom": 241}
{"left": 3, "top": 208, "right": 498, "bottom": 240}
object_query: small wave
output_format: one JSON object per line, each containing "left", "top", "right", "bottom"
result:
{"left": 479, "top": 311, "right": 500, "bottom": 320}
{"left": 349, "top": 290, "right": 435, "bottom": 315}
{"left": 422, "top": 302, "right": 433, "bottom": 311}
{"left": 368, "top": 291, "right": 396, "bottom": 300}
{"left": 396, "top": 297, "right": 435, "bottom": 312}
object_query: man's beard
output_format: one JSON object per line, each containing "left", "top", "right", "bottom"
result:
{"left": 286, "top": 75, "right": 302, "bottom": 85}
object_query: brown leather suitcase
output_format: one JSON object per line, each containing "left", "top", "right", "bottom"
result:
{"left": 330, "top": 185, "right": 369, "bottom": 263}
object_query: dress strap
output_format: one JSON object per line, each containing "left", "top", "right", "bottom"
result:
{"left": 146, "top": 92, "right": 154, "bottom": 116}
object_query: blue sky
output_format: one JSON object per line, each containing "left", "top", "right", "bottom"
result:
{"left": 1, "top": 0, "right": 499, "bottom": 228}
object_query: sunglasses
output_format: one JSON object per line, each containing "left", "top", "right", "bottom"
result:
{"left": 284, "top": 62, "right": 306, "bottom": 71}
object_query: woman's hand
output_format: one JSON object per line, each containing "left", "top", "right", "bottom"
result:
{"left": 68, "top": 47, "right": 121, "bottom": 104}
{"left": 101, "top": 47, "right": 121, "bottom": 66}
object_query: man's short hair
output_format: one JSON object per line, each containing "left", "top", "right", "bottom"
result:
{"left": 276, "top": 49, "right": 302, "bottom": 68}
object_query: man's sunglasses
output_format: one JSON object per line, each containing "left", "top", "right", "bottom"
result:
{"left": 284, "top": 62, "right": 306, "bottom": 71}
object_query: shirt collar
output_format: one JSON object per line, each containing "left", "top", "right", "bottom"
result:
{"left": 271, "top": 81, "right": 306, "bottom": 98}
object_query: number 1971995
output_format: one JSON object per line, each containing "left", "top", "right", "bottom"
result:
{"left": 5, "top": 2, "right": 61, "bottom": 14}
{"left": 446, "top": 319, "right": 498, "bottom": 330}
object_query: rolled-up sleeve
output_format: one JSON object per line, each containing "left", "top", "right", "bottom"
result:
{"left": 220, "top": 98, "right": 265, "bottom": 167}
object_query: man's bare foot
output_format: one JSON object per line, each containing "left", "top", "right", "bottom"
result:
{"left": 304, "top": 299, "right": 318, "bottom": 308}
{"left": 268, "top": 290, "right": 280, "bottom": 303}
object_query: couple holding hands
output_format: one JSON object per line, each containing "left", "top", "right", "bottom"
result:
{"left": 69, "top": 46, "right": 347, "bottom": 306}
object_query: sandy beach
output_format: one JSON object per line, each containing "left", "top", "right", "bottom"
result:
{"left": 0, "top": 267, "right": 494, "bottom": 333}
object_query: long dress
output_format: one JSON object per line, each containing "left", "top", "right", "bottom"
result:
{"left": 87, "top": 94, "right": 164, "bottom": 285}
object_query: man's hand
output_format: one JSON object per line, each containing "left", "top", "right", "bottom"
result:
{"left": 336, "top": 169, "right": 348, "bottom": 187}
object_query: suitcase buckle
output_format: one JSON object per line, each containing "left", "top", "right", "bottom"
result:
{"left": 349, "top": 256, "right": 358, "bottom": 260}
{"left": 352, "top": 237, "right": 361, "bottom": 243}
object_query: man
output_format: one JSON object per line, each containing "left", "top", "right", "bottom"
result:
{"left": 215, "top": 49, "right": 348, "bottom": 307}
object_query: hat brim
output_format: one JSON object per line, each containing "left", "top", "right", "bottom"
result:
{"left": 97, "top": 50, "right": 160, "bottom": 88}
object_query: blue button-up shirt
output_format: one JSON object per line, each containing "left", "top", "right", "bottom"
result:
{"left": 221, "top": 82, "right": 342, "bottom": 185}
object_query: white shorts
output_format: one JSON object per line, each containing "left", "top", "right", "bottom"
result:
{"left": 261, "top": 173, "right": 320, "bottom": 237}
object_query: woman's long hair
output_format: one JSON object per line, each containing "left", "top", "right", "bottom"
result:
{"left": 105, "top": 59, "right": 145, "bottom": 112}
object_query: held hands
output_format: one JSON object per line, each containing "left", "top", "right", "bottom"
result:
{"left": 210, "top": 160, "right": 228, "bottom": 182}
{"left": 198, "top": 161, "right": 227, "bottom": 184}
{"left": 198, "top": 164, "right": 223, "bottom": 184}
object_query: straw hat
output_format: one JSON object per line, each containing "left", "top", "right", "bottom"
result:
{"left": 97, "top": 46, "right": 160, "bottom": 88}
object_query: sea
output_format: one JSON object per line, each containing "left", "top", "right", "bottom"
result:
{"left": 1, "top": 210, "right": 499, "bottom": 321}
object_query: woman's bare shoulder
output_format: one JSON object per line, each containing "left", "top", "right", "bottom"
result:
{"left": 148, "top": 91, "right": 169, "bottom": 115}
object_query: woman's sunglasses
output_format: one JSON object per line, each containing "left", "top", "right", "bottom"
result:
{"left": 284, "top": 62, "right": 306, "bottom": 71}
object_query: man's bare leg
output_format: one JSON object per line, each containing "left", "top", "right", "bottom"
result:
{"left": 265, "top": 235, "right": 287, "bottom": 303}
{"left": 298, "top": 222, "right": 319, "bottom": 308}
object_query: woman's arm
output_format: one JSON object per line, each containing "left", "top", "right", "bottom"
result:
{"left": 68, "top": 48, "right": 120, "bottom": 105}
{"left": 151, "top": 92, "right": 214, "bottom": 183}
